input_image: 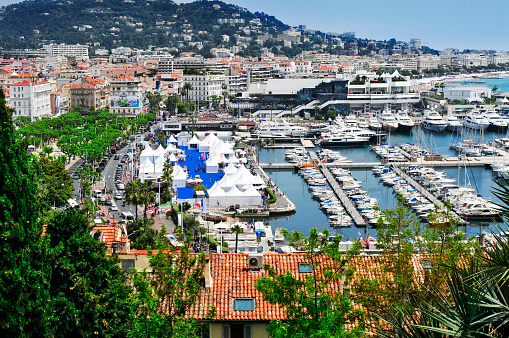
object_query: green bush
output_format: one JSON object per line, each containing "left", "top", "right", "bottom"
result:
{"left": 265, "top": 187, "right": 277, "bottom": 204}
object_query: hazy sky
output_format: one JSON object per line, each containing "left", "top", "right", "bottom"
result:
{"left": 1, "top": 0, "right": 507, "bottom": 51}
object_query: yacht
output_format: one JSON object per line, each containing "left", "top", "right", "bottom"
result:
{"left": 420, "top": 109, "right": 447, "bottom": 132}
{"left": 317, "top": 134, "right": 370, "bottom": 147}
{"left": 395, "top": 111, "right": 414, "bottom": 132}
{"left": 253, "top": 120, "right": 309, "bottom": 138}
{"left": 378, "top": 111, "right": 399, "bottom": 131}
{"left": 443, "top": 114, "right": 462, "bottom": 132}
{"left": 368, "top": 117, "right": 383, "bottom": 131}
{"left": 463, "top": 110, "right": 490, "bottom": 131}
{"left": 485, "top": 110, "right": 508, "bottom": 133}
{"left": 344, "top": 115, "right": 359, "bottom": 127}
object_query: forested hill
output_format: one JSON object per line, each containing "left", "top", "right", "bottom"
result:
{"left": 0, "top": 0, "right": 289, "bottom": 51}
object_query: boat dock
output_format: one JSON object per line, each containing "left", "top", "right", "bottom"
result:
{"left": 300, "top": 139, "right": 315, "bottom": 148}
{"left": 309, "top": 151, "right": 366, "bottom": 227}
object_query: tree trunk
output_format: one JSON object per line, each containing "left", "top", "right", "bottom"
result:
{"left": 235, "top": 233, "right": 238, "bottom": 253}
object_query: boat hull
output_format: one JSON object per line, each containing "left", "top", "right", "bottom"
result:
{"left": 319, "top": 140, "right": 369, "bottom": 147}
{"left": 421, "top": 121, "right": 446, "bottom": 132}
{"left": 396, "top": 123, "right": 413, "bottom": 132}
{"left": 487, "top": 124, "right": 509, "bottom": 133}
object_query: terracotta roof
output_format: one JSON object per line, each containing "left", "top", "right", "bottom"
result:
{"left": 11, "top": 79, "right": 47, "bottom": 86}
{"left": 114, "top": 75, "right": 136, "bottom": 81}
{"left": 187, "top": 253, "right": 426, "bottom": 323}
{"left": 70, "top": 83, "right": 96, "bottom": 89}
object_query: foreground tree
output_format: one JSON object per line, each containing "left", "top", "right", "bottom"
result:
{"left": 0, "top": 88, "right": 53, "bottom": 336}
{"left": 255, "top": 228, "right": 364, "bottom": 338}
{"left": 129, "top": 228, "right": 214, "bottom": 336}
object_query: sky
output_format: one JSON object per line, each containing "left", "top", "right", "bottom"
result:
{"left": 1, "top": 0, "right": 508, "bottom": 51}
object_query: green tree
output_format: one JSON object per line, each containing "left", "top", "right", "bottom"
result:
{"left": 125, "top": 179, "right": 144, "bottom": 221}
{"left": 147, "top": 91, "right": 162, "bottom": 115}
{"left": 255, "top": 228, "right": 364, "bottom": 338}
{"left": 165, "top": 93, "right": 180, "bottom": 115}
{"left": 129, "top": 228, "right": 214, "bottom": 336}
{"left": 39, "top": 156, "right": 74, "bottom": 207}
{"left": 0, "top": 88, "right": 52, "bottom": 336}
{"left": 182, "top": 82, "right": 193, "bottom": 103}
{"left": 127, "top": 217, "right": 160, "bottom": 249}
{"left": 45, "top": 210, "right": 134, "bottom": 336}
{"left": 230, "top": 223, "right": 243, "bottom": 253}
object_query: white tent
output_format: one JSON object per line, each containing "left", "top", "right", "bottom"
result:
{"left": 224, "top": 164, "right": 238, "bottom": 175}
{"left": 226, "top": 154, "right": 241, "bottom": 165}
{"left": 210, "top": 140, "right": 234, "bottom": 158}
{"left": 177, "top": 132, "right": 191, "bottom": 147}
{"left": 154, "top": 144, "right": 167, "bottom": 159}
{"left": 205, "top": 156, "right": 219, "bottom": 173}
{"left": 199, "top": 133, "right": 220, "bottom": 152}
{"left": 229, "top": 165, "right": 251, "bottom": 181}
{"left": 140, "top": 145, "right": 157, "bottom": 163}
{"left": 168, "top": 135, "right": 178, "bottom": 144}
{"left": 168, "top": 153, "right": 178, "bottom": 162}
{"left": 242, "top": 185, "right": 263, "bottom": 206}
{"left": 188, "top": 135, "right": 201, "bottom": 150}
{"left": 223, "top": 185, "right": 243, "bottom": 205}
{"left": 233, "top": 171, "right": 255, "bottom": 186}
{"left": 207, "top": 182, "right": 227, "bottom": 206}
{"left": 217, "top": 174, "right": 235, "bottom": 192}
{"left": 251, "top": 174, "right": 266, "bottom": 188}
{"left": 172, "top": 165, "right": 187, "bottom": 188}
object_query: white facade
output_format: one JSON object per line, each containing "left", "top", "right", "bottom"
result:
{"left": 10, "top": 80, "right": 52, "bottom": 120}
{"left": 444, "top": 86, "right": 491, "bottom": 103}
{"left": 109, "top": 76, "right": 144, "bottom": 115}
{"left": 183, "top": 74, "right": 226, "bottom": 105}
{"left": 42, "top": 43, "right": 89, "bottom": 60}
{"left": 417, "top": 55, "right": 441, "bottom": 71}
{"left": 458, "top": 54, "right": 488, "bottom": 67}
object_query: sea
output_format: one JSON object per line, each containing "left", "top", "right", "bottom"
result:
{"left": 259, "top": 76, "right": 509, "bottom": 240}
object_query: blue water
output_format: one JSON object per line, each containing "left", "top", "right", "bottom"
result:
{"left": 261, "top": 128, "right": 506, "bottom": 240}
{"left": 446, "top": 75, "right": 509, "bottom": 92}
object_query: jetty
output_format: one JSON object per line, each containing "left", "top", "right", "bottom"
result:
{"left": 309, "top": 151, "right": 366, "bottom": 227}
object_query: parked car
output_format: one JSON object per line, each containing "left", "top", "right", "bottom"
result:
{"left": 114, "top": 154, "right": 120, "bottom": 160}
{"left": 165, "top": 234, "right": 183, "bottom": 247}
{"left": 117, "top": 183, "right": 125, "bottom": 190}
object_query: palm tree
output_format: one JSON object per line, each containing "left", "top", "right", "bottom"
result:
{"left": 183, "top": 82, "right": 193, "bottom": 103}
{"left": 141, "top": 180, "right": 157, "bottom": 219}
{"left": 230, "top": 224, "right": 243, "bottom": 253}
{"left": 165, "top": 93, "right": 179, "bottom": 116}
{"left": 221, "top": 83, "right": 228, "bottom": 110}
{"left": 124, "top": 179, "right": 143, "bottom": 221}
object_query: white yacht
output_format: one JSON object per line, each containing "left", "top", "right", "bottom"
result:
{"left": 485, "top": 110, "right": 508, "bottom": 132}
{"left": 317, "top": 134, "right": 370, "bottom": 147}
{"left": 378, "top": 111, "right": 399, "bottom": 131}
{"left": 344, "top": 115, "right": 359, "bottom": 127}
{"left": 463, "top": 110, "right": 490, "bottom": 130}
{"left": 253, "top": 120, "right": 309, "bottom": 138}
{"left": 368, "top": 117, "right": 383, "bottom": 131}
{"left": 395, "top": 111, "right": 414, "bottom": 132}
{"left": 443, "top": 114, "right": 462, "bottom": 132}
{"left": 420, "top": 109, "right": 447, "bottom": 132}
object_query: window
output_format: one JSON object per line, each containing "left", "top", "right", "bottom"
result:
{"left": 232, "top": 298, "right": 255, "bottom": 311}
{"left": 298, "top": 263, "right": 313, "bottom": 273}
{"left": 222, "top": 324, "right": 252, "bottom": 338}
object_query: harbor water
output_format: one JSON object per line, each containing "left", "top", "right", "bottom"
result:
{"left": 260, "top": 126, "right": 507, "bottom": 240}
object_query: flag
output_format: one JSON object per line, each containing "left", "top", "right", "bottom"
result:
{"left": 252, "top": 218, "right": 255, "bottom": 225}
{"left": 201, "top": 200, "right": 206, "bottom": 214}
{"left": 200, "top": 199, "right": 204, "bottom": 209}
{"left": 194, "top": 203, "right": 201, "bottom": 208}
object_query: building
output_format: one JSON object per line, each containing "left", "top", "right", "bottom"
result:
{"left": 10, "top": 79, "right": 51, "bottom": 120}
{"left": 444, "top": 86, "right": 491, "bottom": 103}
{"left": 109, "top": 76, "right": 144, "bottom": 116}
{"left": 69, "top": 83, "right": 102, "bottom": 112}
{"left": 417, "top": 55, "right": 441, "bottom": 72}
{"left": 183, "top": 73, "right": 226, "bottom": 106}
{"left": 42, "top": 43, "right": 89, "bottom": 61}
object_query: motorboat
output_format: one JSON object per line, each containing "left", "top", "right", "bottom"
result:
{"left": 317, "top": 134, "right": 370, "bottom": 147}
{"left": 395, "top": 111, "right": 414, "bottom": 132}
{"left": 378, "top": 111, "right": 399, "bottom": 131}
{"left": 485, "top": 110, "right": 508, "bottom": 133}
{"left": 463, "top": 110, "right": 490, "bottom": 131}
{"left": 253, "top": 120, "right": 309, "bottom": 138}
{"left": 420, "top": 109, "right": 447, "bottom": 132}
{"left": 368, "top": 117, "right": 383, "bottom": 131}
{"left": 443, "top": 114, "right": 462, "bottom": 132}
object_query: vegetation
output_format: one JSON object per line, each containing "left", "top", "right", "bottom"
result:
{"left": 265, "top": 187, "right": 277, "bottom": 204}
{"left": 255, "top": 228, "right": 364, "bottom": 337}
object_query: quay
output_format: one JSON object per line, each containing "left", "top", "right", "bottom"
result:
{"left": 309, "top": 151, "right": 366, "bottom": 227}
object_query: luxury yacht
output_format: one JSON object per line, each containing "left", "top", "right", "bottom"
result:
{"left": 395, "top": 111, "right": 414, "bottom": 132}
{"left": 420, "top": 109, "right": 447, "bottom": 132}
{"left": 378, "top": 111, "right": 399, "bottom": 131}
{"left": 463, "top": 110, "right": 490, "bottom": 130}
{"left": 485, "top": 110, "right": 508, "bottom": 133}
{"left": 443, "top": 114, "right": 462, "bottom": 132}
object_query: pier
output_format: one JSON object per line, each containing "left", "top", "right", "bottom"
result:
{"left": 309, "top": 151, "right": 366, "bottom": 227}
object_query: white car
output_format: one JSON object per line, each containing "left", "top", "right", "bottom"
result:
{"left": 165, "top": 234, "right": 183, "bottom": 247}
{"left": 115, "top": 193, "right": 123, "bottom": 200}
{"left": 109, "top": 205, "right": 119, "bottom": 211}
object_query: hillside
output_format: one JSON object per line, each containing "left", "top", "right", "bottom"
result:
{"left": 0, "top": 0, "right": 289, "bottom": 52}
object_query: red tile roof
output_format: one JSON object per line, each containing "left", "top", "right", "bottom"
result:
{"left": 11, "top": 79, "right": 47, "bottom": 86}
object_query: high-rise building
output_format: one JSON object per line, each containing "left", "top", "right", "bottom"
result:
{"left": 42, "top": 43, "right": 89, "bottom": 60}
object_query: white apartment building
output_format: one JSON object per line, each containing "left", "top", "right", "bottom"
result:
{"left": 109, "top": 76, "right": 144, "bottom": 116}
{"left": 346, "top": 71, "right": 419, "bottom": 113}
{"left": 10, "top": 79, "right": 52, "bottom": 120}
{"left": 183, "top": 73, "right": 226, "bottom": 105}
{"left": 458, "top": 54, "right": 488, "bottom": 67}
{"left": 444, "top": 86, "right": 491, "bottom": 103}
{"left": 42, "top": 43, "right": 89, "bottom": 61}
{"left": 417, "top": 55, "right": 441, "bottom": 72}
{"left": 490, "top": 52, "right": 509, "bottom": 65}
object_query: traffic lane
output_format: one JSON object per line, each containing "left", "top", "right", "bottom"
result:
{"left": 67, "top": 158, "right": 84, "bottom": 174}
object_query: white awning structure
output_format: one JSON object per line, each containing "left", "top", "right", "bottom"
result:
{"left": 168, "top": 135, "right": 178, "bottom": 144}
{"left": 251, "top": 174, "right": 266, "bottom": 187}
{"left": 205, "top": 155, "right": 219, "bottom": 173}
{"left": 172, "top": 165, "right": 187, "bottom": 188}
{"left": 168, "top": 153, "right": 178, "bottom": 162}
{"left": 140, "top": 145, "right": 157, "bottom": 163}
{"left": 224, "top": 164, "right": 238, "bottom": 175}
{"left": 228, "top": 165, "right": 251, "bottom": 181}
{"left": 199, "top": 133, "right": 220, "bottom": 152}
{"left": 188, "top": 135, "right": 201, "bottom": 149}
{"left": 234, "top": 171, "right": 255, "bottom": 186}
{"left": 207, "top": 182, "right": 227, "bottom": 205}
{"left": 217, "top": 174, "right": 235, "bottom": 192}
